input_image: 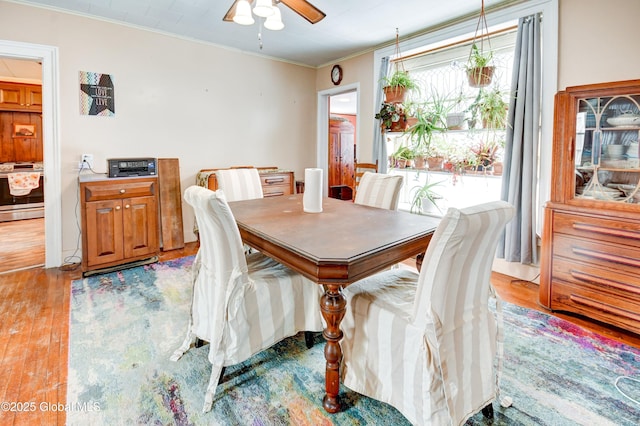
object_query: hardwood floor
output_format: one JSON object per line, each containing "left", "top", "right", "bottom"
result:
{"left": 0, "top": 218, "right": 45, "bottom": 274}
{"left": 0, "top": 242, "right": 638, "bottom": 425}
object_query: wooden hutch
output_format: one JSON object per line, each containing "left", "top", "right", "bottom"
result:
{"left": 540, "top": 79, "right": 640, "bottom": 334}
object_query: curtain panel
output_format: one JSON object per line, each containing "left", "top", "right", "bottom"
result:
{"left": 498, "top": 13, "right": 542, "bottom": 264}
{"left": 372, "top": 56, "right": 390, "bottom": 173}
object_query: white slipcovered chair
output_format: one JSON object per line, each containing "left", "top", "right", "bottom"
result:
{"left": 214, "top": 167, "right": 263, "bottom": 202}
{"left": 340, "top": 201, "right": 515, "bottom": 425}
{"left": 353, "top": 171, "right": 404, "bottom": 210}
{"left": 214, "top": 167, "right": 263, "bottom": 254}
{"left": 171, "top": 185, "right": 324, "bottom": 412}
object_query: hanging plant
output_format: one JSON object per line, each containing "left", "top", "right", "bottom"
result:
{"left": 381, "top": 28, "right": 417, "bottom": 103}
{"left": 465, "top": 0, "right": 495, "bottom": 88}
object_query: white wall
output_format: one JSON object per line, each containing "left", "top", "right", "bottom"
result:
{"left": 558, "top": 0, "right": 640, "bottom": 90}
{"left": 0, "top": 1, "right": 318, "bottom": 260}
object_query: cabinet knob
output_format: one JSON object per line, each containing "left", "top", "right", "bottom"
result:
{"left": 120, "top": 189, "right": 126, "bottom": 193}
{"left": 115, "top": 206, "right": 121, "bottom": 210}
{"left": 125, "top": 204, "right": 130, "bottom": 209}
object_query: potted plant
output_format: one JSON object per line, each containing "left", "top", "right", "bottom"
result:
{"left": 382, "top": 70, "right": 417, "bottom": 103}
{"left": 466, "top": 87, "right": 508, "bottom": 129}
{"left": 410, "top": 178, "right": 445, "bottom": 214}
{"left": 425, "top": 135, "right": 448, "bottom": 171}
{"left": 375, "top": 102, "right": 408, "bottom": 132}
{"left": 406, "top": 107, "right": 445, "bottom": 150}
{"left": 465, "top": 43, "right": 495, "bottom": 88}
{"left": 478, "top": 86, "right": 508, "bottom": 129}
{"left": 470, "top": 138, "right": 502, "bottom": 172}
{"left": 392, "top": 145, "right": 414, "bottom": 168}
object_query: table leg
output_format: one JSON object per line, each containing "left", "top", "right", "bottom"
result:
{"left": 320, "top": 283, "right": 346, "bottom": 413}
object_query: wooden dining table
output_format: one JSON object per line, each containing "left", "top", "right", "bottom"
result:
{"left": 229, "top": 194, "right": 440, "bottom": 413}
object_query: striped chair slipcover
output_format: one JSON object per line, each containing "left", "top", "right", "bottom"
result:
{"left": 214, "top": 168, "right": 263, "bottom": 202}
{"left": 340, "top": 201, "right": 515, "bottom": 425}
{"left": 353, "top": 171, "right": 403, "bottom": 210}
{"left": 171, "top": 186, "right": 324, "bottom": 412}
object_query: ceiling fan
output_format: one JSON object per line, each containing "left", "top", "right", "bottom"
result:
{"left": 223, "top": 0, "right": 326, "bottom": 25}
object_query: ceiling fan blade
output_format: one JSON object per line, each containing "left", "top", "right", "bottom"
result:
{"left": 278, "top": 0, "right": 326, "bottom": 24}
{"left": 223, "top": 0, "right": 240, "bottom": 22}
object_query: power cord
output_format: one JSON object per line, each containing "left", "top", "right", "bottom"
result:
{"left": 614, "top": 376, "right": 640, "bottom": 406}
{"left": 59, "top": 164, "right": 88, "bottom": 271}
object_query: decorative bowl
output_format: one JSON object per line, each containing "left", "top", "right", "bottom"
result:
{"left": 607, "top": 113, "right": 640, "bottom": 127}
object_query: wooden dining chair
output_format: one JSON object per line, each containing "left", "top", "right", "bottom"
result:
{"left": 353, "top": 160, "right": 378, "bottom": 200}
{"left": 171, "top": 186, "right": 324, "bottom": 412}
{"left": 340, "top": 201, "right": 515, "bottom": 425}
{"left": 353, "top": 171, "right": 403, "bottom": 210}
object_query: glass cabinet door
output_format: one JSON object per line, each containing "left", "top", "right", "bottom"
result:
{"left": 575, "top": 93, "right": 640, "bottom": 203}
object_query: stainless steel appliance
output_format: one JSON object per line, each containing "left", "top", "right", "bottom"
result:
{"left": 0, "top": 162, "right": 44, "bottom": 222}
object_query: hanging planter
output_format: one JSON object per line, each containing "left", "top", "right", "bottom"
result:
{"left": 381, "top": 29, "right": 417, "bottom": 104}
{"left": 465, "top": 0, "right": 495, "bottom": 88}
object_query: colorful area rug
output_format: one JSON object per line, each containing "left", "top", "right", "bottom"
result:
{"left": 67, "top": 257, "right": 640, "bottom": 425}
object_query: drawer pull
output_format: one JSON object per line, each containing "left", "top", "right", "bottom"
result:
{"left": 569, "top": 294, "right": 640, "bottom": 322}
{"left": 572, "top": 247, "right": 640, "bottom": 268}
{"left": 573, "top": 222, "right": 640, "bottom": 241}
{"left": 264, "top": 191, "right": 284, "bottom": 197}
{"left": 125, "top": 204, "right": 130, "bottom": 209}
{"left": 570, "top": 270, "right": 640, "bottom": 295}
{"left": 120, "top": 189, "right": 126, "bottom": 194}
{"left": 265, "top": 178, "right": 285, "bottom": 184}
{"left": 115, "top": 205, "right": 121, "bottom": 211}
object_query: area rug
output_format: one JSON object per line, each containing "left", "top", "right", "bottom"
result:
{"left": 67, "top": 257, "right": 640, "bottom": 425}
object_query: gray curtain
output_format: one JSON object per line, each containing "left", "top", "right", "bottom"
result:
{"left": 372, "top": 56, "right": 390, "bottom": 173}
{"left": 498, "top": 13, "right": 541, "bottom": 264}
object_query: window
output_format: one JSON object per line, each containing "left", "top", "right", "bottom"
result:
{"left": 385, "top": 26, "right": 518, "bottom": 215}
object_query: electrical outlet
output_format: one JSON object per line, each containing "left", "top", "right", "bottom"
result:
{"left": 81, "top": 154, "right": 94, "bottom": 170}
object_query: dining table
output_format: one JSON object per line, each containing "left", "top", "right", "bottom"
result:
{"left": 228, "top": 194, "right": 440, "bottom": 413}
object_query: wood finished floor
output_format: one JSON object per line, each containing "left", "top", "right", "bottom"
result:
{"left": 1, "top": 242, "right": 639, "bottom": 425}
{"left": 0, "top": 218, "right": 45, "bottom": 274}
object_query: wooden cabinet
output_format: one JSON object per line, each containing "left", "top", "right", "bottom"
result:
{"left": 540, "top": 79, "right": 640, "bottom": 334}
{"left": 328, "top": 118, "right": 355, "bottom": 198}
{"left": 79, "top": 175, "right": 159, "bottom": 275}
{"left": 0, "top": 82, "right": 42, "bottom": 112}
{"left": 199, "top": 167, "right": 294, "bottom": 197}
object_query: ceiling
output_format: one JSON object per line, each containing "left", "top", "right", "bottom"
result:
{"left": 10, "top": 0, "right": 511, "bottom": 68}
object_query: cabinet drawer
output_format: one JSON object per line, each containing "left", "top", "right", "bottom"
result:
{"left": 549, "top": 279, "right": 640, "bottom": 334}
{"left": 552, "top": 256, "right": 640, "bottom": 298}
{"left": 553, "top": 234, "right": 640, "bottom": 276}
{"left": 83, "top": 180, "right": 156, "bottom": 202}
{"left": 260, "top": 173, "right": 291, "bottom": 186}
{"left": 554, "top": 212, "right": 640, "bottom": 248}
{"left": 261, "top": 172, "right": 292, "bottom": 197}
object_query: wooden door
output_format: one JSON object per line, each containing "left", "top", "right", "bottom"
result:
{"left": 85, "top": 199, "right": 124, "bottom": 267}
{"left": 122, "top": 196, "right": 158, "bottom": 259}
{"left": 328, "top": 118, "right": 355, "bottom": 192}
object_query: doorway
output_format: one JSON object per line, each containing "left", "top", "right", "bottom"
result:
{"left": 0, "top": 40, "right": 61, "bottom": 270}
{"left": 0, "top": 57, "right": 44, "bottom": 273}
{"left": 328, "top": 91, "right": 357, "bottom": 199}
{"left": 316, "top": 83, "right": 360, "bottom": 197}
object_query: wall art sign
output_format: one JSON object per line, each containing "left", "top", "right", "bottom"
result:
{"left": 79, "top": 71, "right": 115, "bottom": 116}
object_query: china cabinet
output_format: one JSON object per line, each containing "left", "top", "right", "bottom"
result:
{"left": 540, "top": 79, "right": 640, "bottom": 334}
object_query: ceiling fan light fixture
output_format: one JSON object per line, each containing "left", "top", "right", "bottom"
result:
{"left": 264, "top": 5, "right": 284, "bottom": 31}
{"left": 253, "top": 0, "right": 275, "bottom": 18}
{"left": 233, "top": 0, "right": 255, "bottom": 25}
